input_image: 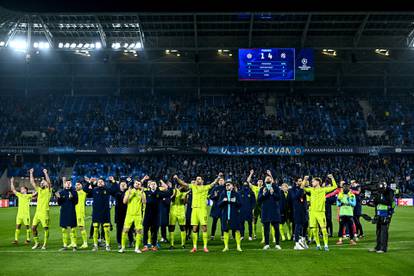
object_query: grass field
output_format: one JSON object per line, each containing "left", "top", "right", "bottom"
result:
{"left": 0, "top": 206, "right": 413, "bottom": 276}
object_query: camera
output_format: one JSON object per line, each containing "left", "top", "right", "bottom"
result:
{"left": 360, "top": 180, "right": 387, "bottom": 206}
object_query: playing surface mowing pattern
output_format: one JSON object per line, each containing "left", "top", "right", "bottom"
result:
{"left": 0, "top": 206, "right": 413, "bottom": 275}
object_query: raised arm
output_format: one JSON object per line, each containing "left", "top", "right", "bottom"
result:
{"left": 173, "top": 175, "right": 189, "bottom": 188}
{"left": 266, "top": 170, "right": 275, "bottom": 184}
{"left": 10, "top": 177, "right": 17, "bottom": 194}
{"left": 29, "top": 168, "right": 37, "bottom": 190}
{"left": 141, "top": 175, "right": 150, "bottom": 184}
{"left": 302, "top": 176, "right": 312, "bottom": 193}
{"left": 208, "top": 173, "right": 223, "bottom": 188}
{"left": 247, "top": 169, "right": 254, "bottom": 184}
{"left": 43, "top": 169, "right": 51, "bottom": 189}
{"left": 123, "top": 187, "right": 132, "bottom": 204}
{"left": 324, "top": 174, "right": 337, "bottom": 193}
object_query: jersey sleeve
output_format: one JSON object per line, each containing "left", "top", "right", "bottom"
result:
{"left": 303, "top": 187, "right": 312, "bottom": 193}
{"left": 203, "top": 185, "right": 212, "bottom": 191}
{"left": 323, "top": 178, "right": 338, "bottom": 193}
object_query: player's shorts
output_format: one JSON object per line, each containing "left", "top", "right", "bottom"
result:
{"left": 77, "top": 216, "right": 85, "bottom": 227}
{"left": 253, "top": 205, "right": 261, "bottom": 219}
{"left": 124, "top": 215, "right": 142, "bottom": 230}
{"left": 32, "top": 212, "right": 50, "bottom": 228}
{"left": 169, "top": 208, "right": 186, "bottom": 226}
{"left": 309, "top": 212, "right": 326, "bottom": 228}
{"left": 16, "top": 216, "right": 31, "bottom": 226}
{"left": 191, "top": 208, "right": 208, "bottom": 226}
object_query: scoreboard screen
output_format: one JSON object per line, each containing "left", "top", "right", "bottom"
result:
{"left": 238, "top": 48, "right": 314, "bottom": 81}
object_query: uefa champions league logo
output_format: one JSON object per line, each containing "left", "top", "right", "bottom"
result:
{"left": 298, "top": 58, "right": 311, "bottom": 71}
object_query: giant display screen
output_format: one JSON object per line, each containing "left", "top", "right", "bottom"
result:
{"left": 238, "top": 48, "right": 314, "bottom": 81}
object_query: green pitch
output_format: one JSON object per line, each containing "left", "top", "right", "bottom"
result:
{"left": 0, "top": 206, "right": 413, "bottom": 276}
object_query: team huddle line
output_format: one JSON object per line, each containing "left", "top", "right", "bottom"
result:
{"left": 11, "top": 168, "right": 364, "bottom": 253}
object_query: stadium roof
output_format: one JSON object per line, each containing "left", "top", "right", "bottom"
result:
{"left": 1, "top": 6, "right": 414, "bottom": 50}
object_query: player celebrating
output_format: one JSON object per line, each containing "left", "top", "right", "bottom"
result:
{"left": 142, "top": 180, "right": 169, "bottom": 251}
{"left": 208, "top": 177, "right": 225, "bottom": 240}
{"left": 10, "top": 177, "right": 33, "bottom": 245}
{"left": 174, "top": 173, "right": 221, "bottom": 253}
{"left": 30, "top": 168, "right": 52, "bottom": 250}
{"left": 292, "top": 177, "right": 309, "bottom": 250}
{"left": 56, "top": 177, "right": 79, "bottom": 251}
{"left": 279, "top": 183, "right": 293, "bottom": 241}
{"left": 75, "top": 181, "right": 88, "bottom": 248}
{"left": 258, "top": 170, "right": 282, "bottom": 250}
{"left": 84, "top": 177, "right": 112, "bottom": 252}
{"left": 218, "top": 181, "right": 242, "bottom": 252}
{"left": 247, "top": 170, "right": 263, "bottom": 241}
{"left": 119, "top": 180, "right": 146, "bottom": 254}
{"left": 169, "top": 183, "right": 188, "bottom": 249}
{"left": 304, "top": 174, "right": 337, "bottom": 251}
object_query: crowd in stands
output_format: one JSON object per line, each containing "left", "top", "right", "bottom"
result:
{"left": 0, "top": 93, "right": 413, "bottom": 147}
{"left": 367, "top": 97, "right": 414, "bottom": 146}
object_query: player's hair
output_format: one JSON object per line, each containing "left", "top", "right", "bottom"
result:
{"left": 314, "top": 177, "right": 322, "bottom": 184}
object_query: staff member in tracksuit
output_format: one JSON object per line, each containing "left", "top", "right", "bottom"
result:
{"left": 351, "top": 180, "right": 363, "bottom": 238}
{"left": 159, "top": 180, "right": 173, "bottom": 243}
{"left": 292, "top": 177, "right": 308, "bottom": 250}
{"left": 109, "top": 177, "right": 134, "bottom": 249}
{"left": 239, "top": 182, "right": 256, "bottom": 241}
{"left": 325, "top": 194, "right": 336, "bottom": 237}
{"left": 84, "top": 177, "right": 112, "bottom": 252}
{"left": 218, "top": 181, "right": 242, "bottom": 252}
{"left": 85, "top": 177, "right": 98, "bottom": 240}
{"left": 142, "top": 181, "right": 169, "bottom": 251}
{"left": 279, "top": 183, "right": 293, "bottom": 241}
{"left": 56, "top": 178, "right": 78, "bottom": 251}
{"left": 257, "top": 171, "right": 282, "bottom": 250}
{"left": 209, "top": 178, "right": 225, "bottom": 240}
{"left": 185, "top": 184, "right": 194, "bottom": 241}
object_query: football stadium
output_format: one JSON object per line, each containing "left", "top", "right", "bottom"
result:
{"left": 0, "top": 1, "right": 414, "bottom": 275}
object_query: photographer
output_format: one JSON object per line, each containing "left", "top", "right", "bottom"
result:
{"left": 369, "top": 182, "right": 395, "bottom": 254}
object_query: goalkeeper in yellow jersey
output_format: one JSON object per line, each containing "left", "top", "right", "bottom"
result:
{"left": 168, "top": 184, "right": 188, "bottom": 249}
{"left": 10, "top": 177, "right": 33, "bottom": 245}
{"left": 174, "top": 173, "right": 221, "bottom": 253}
{"left": 75, "top": 181, "right": 88, "bottom": 248}
{"left": 118, "top": 180, "right": 146, "bottom": 254}
{"left": 30, "top": 168, "right": 52, "bottom": 250}
{"left": 304, "top": 174, "right": 337, "bottom": 251}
